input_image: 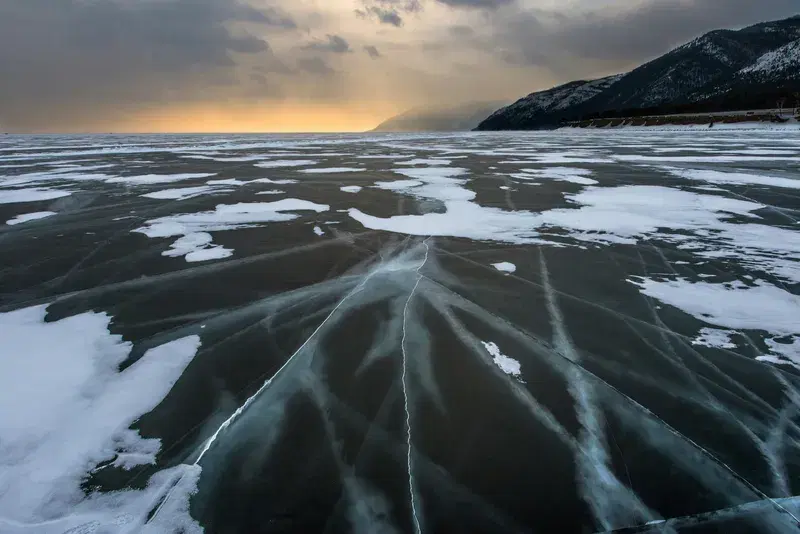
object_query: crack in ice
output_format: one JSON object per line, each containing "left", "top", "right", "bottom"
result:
{"left": 401, "top": 238, "right": 430, "bottom": 534}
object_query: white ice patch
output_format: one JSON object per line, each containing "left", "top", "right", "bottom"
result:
{"left": 256, "top": 189, "right": 285, "bottom": 195}
{"left": 300, "top": 167, "right": 366, "bottom": 174}
{"left": 615, "top": 155, "right": 798, "bottom": 163}
{"left": 492, "top": 262, "right": 517, "bottom": 273}
{"left": 6, "top": 211, "right": 56, "bottom": 225}
{"left": 396, "top": 158, "right": 452, "bottom": 166}
{"left": 0, "top": 188, "right": 71, "bottom": 204}
{"left": 206, "top": 178, "right": 247, "bottom": 186}
{"left": 0, "top": 304, "right": 201, "bottom": 532}
{"left": 538, "top": 185, "right": 764, "bottom": 245}
{"left": 482, "top": 341, "right": 522, "bottom": 378}
{"left": 340, "top": 186, "right": 363, "bottom": 193}
{"left": 691, "top": 327, "right": 737, "bottom": 349}
{"left": 759, "top": 337, "right": 800, "bottom": 370}
{"left": 373, "top": 179, "right": 424, "bottom": 191}
{"left": 135, "top": 199, "right": 329, "bottom": 262}
{"left": 349, "top": 202, "right": 544, "bottom": 244}
{"left": 352, "top": 166, "right": 550, "bottom": 243}
{"left": 667, "top": 168, "right": 800, "bottom": 190}
{"left": 629, "top": 277, "right": 800, "bottom": 337}
{"left": 255, "top": 160, "right": 317, "bottom": 168}
{"left": 106, "top": 173, "right": 215, "bottom": 185}
{"left": 313, "top": 226, "right": 325, "bottom": 236}
{"left": 252, "top": 178, "right": 298, "bottom": 185}
{"left": 141, "top": 186, "right": 217, "bottom": 200}
{"left": 517, "top": 167, "right": 598, "bottom": 185}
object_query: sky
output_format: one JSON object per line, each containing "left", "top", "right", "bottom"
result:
{"left": 0, "top": 0, "right": 797, "bottom": 133}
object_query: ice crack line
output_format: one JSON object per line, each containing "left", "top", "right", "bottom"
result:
{"left": 148, "top": 267, "right": 383, "bottom": 524}
{"left": 401, "top": 238, "right": 430, "bottom": 534}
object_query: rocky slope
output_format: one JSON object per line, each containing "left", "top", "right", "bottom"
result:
{"left": 477, "top": 15, "right": 800, "bottom": 130}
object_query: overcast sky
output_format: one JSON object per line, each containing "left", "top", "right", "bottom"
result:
{"left": 0, "top": 0, "right": 797, "bottom": 132}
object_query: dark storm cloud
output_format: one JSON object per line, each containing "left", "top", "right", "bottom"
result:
{"left": 0, "top": 0, "right": 296, "bottom": 131}
{"left": 302, "top": 35, "right": 353, "bottom": 54}
{"left": 364, "top": 45, "right": 383, "bottom": 59}
{"left": 357, "top": 0, "right": 422, "bottom": 26}
{"left": 296, "top": 57, "right": 336, "bottom": 76}
{"left": 356, "top": 7, "right": 405, "bottom": 27}
{"left": 493, "top": 0, "right": 800, "bottom": 67}
{"left": 435, "top": 0, "right": 515, "bottom": 9}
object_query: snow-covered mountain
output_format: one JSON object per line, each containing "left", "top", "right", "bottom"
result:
{"left": 477, "top": 15, "right": 800, "bottom": 130}
{"left": 740, "top": 38, "right": 800, "bottom": 80}
{"left": 478, "top": 75, "right": 622, "bottom": 130}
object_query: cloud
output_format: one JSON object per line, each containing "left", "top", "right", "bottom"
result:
{"left": 297, "top": 57, "right": 336, "bottom": 76}
{"left": 435, "top": 0, "right": 515, "bottom": 8}
{"left": 357, "top": 7, "right": 405, "bottom": 27}
{"left": 0, "top": 0, "right": 297, "bottom": 131}
{"left": 364, "top": 45, "right": 382, "bottom": 58}
{"left": 488, "top": 0, "right": 800, "bottom": 68}
{"left": 302, "top": 34, "right": 353, "bottom": 54}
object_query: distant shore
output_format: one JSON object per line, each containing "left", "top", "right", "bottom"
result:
{"left": 560, "top": 109, "right": 799, "bottom": 130}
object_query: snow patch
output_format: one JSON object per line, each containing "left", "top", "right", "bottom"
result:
{"left": 134, "top": 199, "right": 329, "bottom": 262}
{"left": 482, "top": 341, "right": 522, "bottom": 378}
{"left": 0, "top": 304, "right": 201, "bottom": 532}
{"left": 6, "top": 211, "right": 56, "bottom": 225}
{"left": 340, "top": 185, "right": 363, "bottom": 193}
{"left": 492, "top": 262, "right": 517, "bottom": 273}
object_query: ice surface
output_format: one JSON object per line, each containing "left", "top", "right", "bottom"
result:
{"left": 340, "top": 185, "right": 363, "bottom": 193}
{"left": 5, "top": 211, "right": 56, "bottom": 225}
{"left": 0, "top": 188, "right": 71, "bottom": 204}
{"left": 0, "top": 304, "right": 200, "bottom": 532}
{"left": 2, "top": 130, "right": 799, "bottom": 533}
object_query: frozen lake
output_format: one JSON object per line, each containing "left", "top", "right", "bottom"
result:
{"left": 1, "top": 130, "right": 799, "bottom": 533}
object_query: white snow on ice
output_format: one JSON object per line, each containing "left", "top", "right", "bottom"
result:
{"left": 0, "top": 304, "right": 202, "bottom": 533}
{"left": 6, "top": 211, "right": 57, "bottom": 226}
{"left": 0, "top": 188, "right": 72, "bottom": 204}
{"left": 340, "top": 185, "right": 363, "bottom": 193}
{"left": 255, "top": 160, "right": 317, "bottom": 168}
{"left": 667, "top": 168, "right": 800, "bottom": 190}
{"left": 691, "top": 327, "right": 737, "bottom": 349}
{"left": 135, "top": 199, "right": 329, "bottom": 262}
{"left": 106, "top": 173, "right": 215, "bottom": 185}
{"left": 482, "top": 341, "right": 522, "bottom": 378}
{"left": 517, "top": 167, "right": 598, "bottom": 185}
{"left": 141, "top": 186, "right": 218, "bottom": 200}
{"left": 492, "top": 262, "right": 517, "bottom": 273}
{"left": 300, "top": 167, "right": 366, "bottom": 174}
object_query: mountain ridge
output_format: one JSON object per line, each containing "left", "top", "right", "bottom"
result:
{"left": 477, "top": 14, "right": 800, "bottom": 130}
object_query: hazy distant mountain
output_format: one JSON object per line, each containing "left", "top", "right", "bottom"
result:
{"left": 372, "top": 101, "right": 508, "bottom": 132}
{"left": 477, "top": 15, "right": 800, "bottom": 130}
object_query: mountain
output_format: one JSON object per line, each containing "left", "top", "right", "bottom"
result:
{"left": 476, "top": 15, "right": 800, "bottom": 130}
{"left": 371, "top": 101, "right": 508, "bottom": 132}
{"left": 478, "top": 75, "right": 622, "bottom": 130}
